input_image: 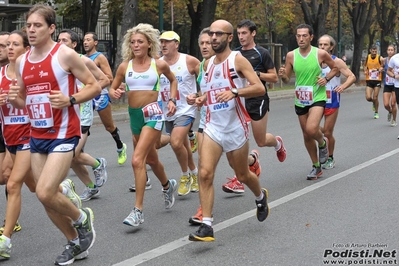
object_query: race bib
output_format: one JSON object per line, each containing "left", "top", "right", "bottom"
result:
{"left": 386, "top": 74, "right": 394, "bottom": 85}
{"left": 369, "top": 70, "right": 379, "bottom": 80}
{"left": 2, "top": 103, "right": 30, "bottom": 125}
{"left": 207, "top": 86, "right": 235, "bottom": 113}
{"left": 295, "top": 86, "right": 314, "bottom": 106}
{"left": 142, "top": 102, "right": 164, "bottom": 122}
{"left": 160, "top": 88, "right": 180, "bottom": 102}
{"left": 26, "top": 93, "right": 54, "bottom": 128}
{"left": 326, "top": 88, "right": 332, "bottom": 104}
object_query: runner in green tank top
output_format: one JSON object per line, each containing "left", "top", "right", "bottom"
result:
{"left": 278, "top": 24, "right": 338, "bottom": 180}
{"left": 293, "top": 46, "right": 327, "bottom": 107}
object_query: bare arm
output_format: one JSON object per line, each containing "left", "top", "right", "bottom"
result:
{"left": 259, "top": 67, "right": 278, "bottom": 83}
{"left": 82, "top": 56, "right": 110, "bottom": 89}
{"left": 334, "top": 58, "right": 356, "bottom": 92}
{"left": 186, "top": 55, "right": 201, "bottom": 76}
{"left": 8, "top": 55, "right": 27, "bottom": 109}
{"left": 316, "top": 50, "right": 338, "bottom": 87}
{"left": 215, "top": 54, "right": 264, "bottom": 103}
{"left": 51, "top": 46, "right": 101, "bottom": 108}
{"left": 278, "top": 51, "right": 294, "bottom": 84}
{"left": 108, "top": 61, "right": 128, "bottom": 99}
{"left": 95, "top": 54, "right": 113, "bottom": 83}
{"left": 387, "top": 67, "right": 395, "bottom": 79}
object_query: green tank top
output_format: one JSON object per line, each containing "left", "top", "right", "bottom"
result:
{"left": 293, "top": 46, "right": 326, "bottom": 107}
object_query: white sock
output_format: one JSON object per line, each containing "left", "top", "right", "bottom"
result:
{"left": 255, "top": 191, "right": 264, "bottom": 202}
{"left": 1, "top": 235, "right": 10, "bottom": 245}
{"left": 182, "top": 171, "right": 189, "bottom": 177}
{"left": 70, "top": 236, "right": 79, "bottom": 245}
{"left": 74, "top": 209, "right": 87, "bottom": 225}
{"left": 202, "top": 217, "right": 212, "bottom": 227}
{"left": 274, "top": 139, "right": 281, "bottom": 151}
{"left": 61, "top": 186, "right": 67, "bottom": 195}
{"left": 190, "top": 167, "right": 198, "bottom": 176}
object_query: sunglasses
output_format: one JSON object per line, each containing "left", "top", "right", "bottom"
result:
{"left": 208, "top": 31, "right": 232, "bottom": 37}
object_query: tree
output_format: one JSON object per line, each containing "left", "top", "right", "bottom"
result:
{"left": 187, "top": 0, "right": 217, "bottom": 59}
{"left": 50, "top": 0, "right": 102, "bottom": 33}
{"left": 374, "top": 0, "right": 399, "bottom": 57}
{"left": 113, "top": 0, "right": 137, "bottom": 75}
{"left": 299, "top": 0, "right": 330, "bottom": 46}
{"left": 343, "top": 0, "right": 376, "bottom": 81}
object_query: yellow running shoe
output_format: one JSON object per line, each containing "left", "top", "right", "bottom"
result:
{"left": 189, "top": 133, "right": 198, "bottom": 153}
{"left": 118, "top": 143, "right": 127, "bottom": 165}
{"left": 0, "top": 220, "right": 21, "bottom": 235}
{"left": 190, "top": 173, "right": 199, "bottom": 192}
{"left": 177, "top": 175, "right": 192, "bottom": 196}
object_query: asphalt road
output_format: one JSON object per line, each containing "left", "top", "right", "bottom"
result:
{"left": 1, "top": 88, "right": 398, "bottom": 266}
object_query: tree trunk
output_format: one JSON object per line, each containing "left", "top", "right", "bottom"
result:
{"left": 82, "top": 0, "right": 101, "bottom": 33}
{"left": 187, "top": 0, "right": 217, "bottom": 59}
{"left": 113, "top": 0, "right": 138, "bottom": 103}
{"left": 343, "top": 0, "right": 375, "bottom": 81}
{"left": 351, "top": 34, "right": 365, "bottom": 84}
{"left": 299, "top": 0, "right": 329, "bottom": 46}
{"left": 375, "top": 0, "right": 399, "bottom": 57}
{"left": 201, "top": 0, "right": 217, "bottom": 29}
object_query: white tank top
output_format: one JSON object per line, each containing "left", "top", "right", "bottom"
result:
{"left": 204, "top": 51, "right": 250, "bottom": 133}
{"left": 159, "top": 53, "right": 197, "bottom": 121}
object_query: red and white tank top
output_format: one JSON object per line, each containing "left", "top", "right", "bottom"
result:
{"left": 20, "top": 43, "right": 80, "bottom": 139}
{"left": 0, "top": 65, "right": 30, "bottom": 146}
{"left": 204, "top": 51, "right": 250, "bottom": 133}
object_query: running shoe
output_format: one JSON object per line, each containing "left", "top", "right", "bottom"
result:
{"left": 322, "top": 157, "right": 335, "bottom": 170}
{"left": 249, "top": 149, "right": 261, "bottom": 177}
{"left": 189, "top": 206, "right": 203, "bottom": 225}
{"left": 177, "top": 175, "right": 192, "bottom": 196}
{"left": 189, "top": 133, "right": 198, "bottom": 153}
{"left": 93, "top": 158, "right": 108, "bottom": 187}
{"left": 275, "top": 136, "right": 287, "bottom": 162}
{"left": 388, "top": 112, "right": 392, "bottom": 122}
{"left": 255, "top": 188, "right": 269, "bottom": 222}
{"left": 61, "top": 179, "right": 82, "bottom": 208}
{"left": 374, "top": 112, "right": 379, "bottom": 119}
{"left": 74, "top": 208, "right": 95, "bottom": 253}
{"left": 117, "top": 143, "right": 127, "bottom": 165}
{"left": 129, "top": 176, "right": 152, "bottom": 192}
{"left": 188, "top": 224, "right": 215, "bottom": 242}
{"left": 222, "top": 176, "right": 245, "bottom": 194}
{"left": 190, "top": 173, "right": 199, "bottom": 192}
{"left": 318, "top": 137, "right": 329, "bottom": 164}
{"left": 391, "top": 120, "right": 397, "bottom": 127}
{"left": 123, "top": 207, "right": 144, "bottom": 227}
{"left": 0, "top": 220, "right": 21, "bottom": 235}
{"left": 0, "top": 235, "right": 11, "bottom": 259}
{"left": 163, "top": 179, "right": 177, "bottom": 209}
{"left": 54, "top": 241, "right": 88, "bottom": 265}
{"left": 80, "top": 187, "right": 100, "bottom": 202}
{"left": 307, "top": 165, "right": 323, "bottom": 180}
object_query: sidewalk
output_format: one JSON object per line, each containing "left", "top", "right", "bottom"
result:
{"left": 93, "top": 85, "right": 365, "bottom": 125}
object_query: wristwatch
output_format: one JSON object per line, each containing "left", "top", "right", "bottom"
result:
{"left": 325, "top": 76, "right": 331, "bottom": 82}
{"left": 69, "top": 96, "right": 77, "bottom": 106}
{"left": 168, "top": 97, "right": 177, "bottom": 105}
{"left": 256, "top": 71, "right": 261, "bottom": 77}
{"left": 231, "top": 88, "right": 239, "bottom": 98}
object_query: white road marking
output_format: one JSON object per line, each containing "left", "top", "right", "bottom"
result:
{"left": 113, "top": 148, "right": 399, "bottom": 266}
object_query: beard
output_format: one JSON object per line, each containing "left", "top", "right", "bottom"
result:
{"left": 212, "top": 38, "right": 228, "bottom": 54}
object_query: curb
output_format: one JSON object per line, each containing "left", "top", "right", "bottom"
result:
{"left": 93, "top": 86, "right": 365, "bottom": 125}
